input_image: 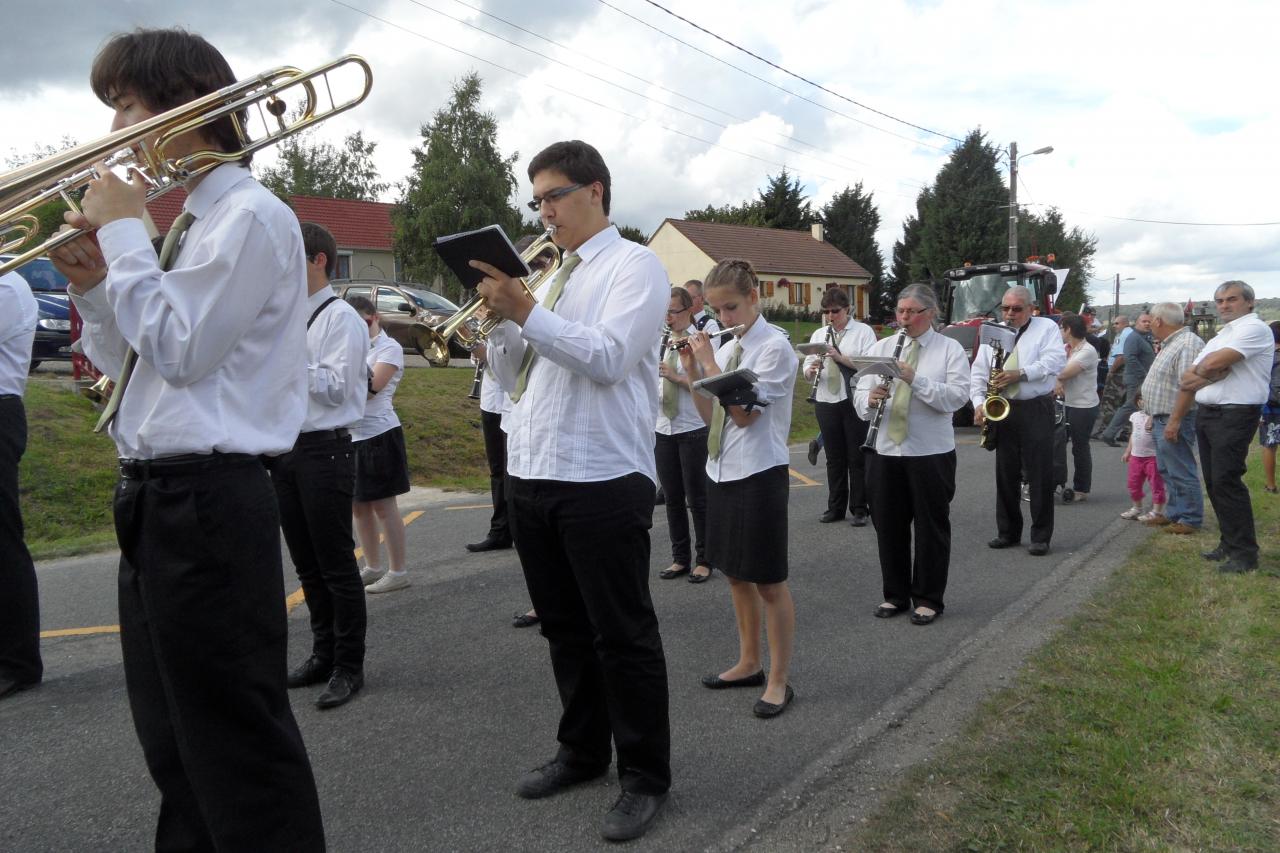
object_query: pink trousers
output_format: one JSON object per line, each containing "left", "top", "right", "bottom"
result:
{"left": 1127, "top": 454, "right": 1166, "bottom": 504}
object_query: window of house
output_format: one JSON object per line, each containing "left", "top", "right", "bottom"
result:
{"left": 761, "top": 280, "right": 775, "bottom": 298}
{"left": 335, "top": 252, "right": 352, "bottom": 280}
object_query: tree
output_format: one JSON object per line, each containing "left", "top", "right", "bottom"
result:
{"left": 1017, "top": 207, "right": 1098, "bottom": 312}
{"left": 258, "top": 126, "right": 389, "bottom": 201}
{"left": 912, "top": 129, "right": 1006, "bottom": 283}
{"left": 393, "top": 73, "right": 524, "bottom": 301}
{"left": 616, "top": 224, "right": 648, "bottom": 244}
{"left": 820, "top": 182, "right": 884, "bottom": 317}
{"left": 5, "top": 138, "right": 80, "bottom": 251}
{"left": 883, "top": 189, "right": 930, "bottom": 321}
{"left": 683, "top": 199, "right": 765, "bottom": 227}
{"left": 757, "top": 169, "right": 813, "bottom": 230}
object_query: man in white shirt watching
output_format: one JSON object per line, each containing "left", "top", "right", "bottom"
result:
{"left": 971, "top": 285, "right": 1067, "bottom": 556}
{"left": 471, "top": 140, "right": 671, "bottom": 842}
{"left": 274, "top": 222, "right": 369, "bottom": 709}
{"left": 1178, "top": 280, "right": 1273, "bottom": 573}
{"left": 51, "top": 28, "right": 324, "bottom": 851}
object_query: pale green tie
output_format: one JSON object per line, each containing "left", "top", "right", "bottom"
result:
{"left": 661, "top": 347, "right": 680, "bottom": 419}
{"left": 95, "top": 210, "right": 196, "bottom": 433}
{"left": 706, "top": 340, "right": 743, "bottom": 460}
{"left": 511, "top": 251, "right": 580, "bottom": 403}
{"left": 886, "top": 337, "right": 920, "bottom": 444}
{"left": 826, "top": 329, "right": 845, "bottom": 395}
{"left": 1004, "top": 345, "right": 1021, "bottom": 400}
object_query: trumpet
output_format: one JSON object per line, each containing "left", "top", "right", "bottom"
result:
{"left": 417, "top": 227, "right": 563, "bottom": 367}
{"left": 667, "top": 324, "right": 746, "bottom": 350}
{"left": 0, "top": 55, "right": 373, "bottom": 277}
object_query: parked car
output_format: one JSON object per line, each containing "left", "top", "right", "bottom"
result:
{"left": 330, "top": 279, "right": 474, "bottom": 361}
{"left": 2, "top": 255, "right": 72, "bottom": 370}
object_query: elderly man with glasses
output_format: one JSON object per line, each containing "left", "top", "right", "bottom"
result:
{"left": 802, "top": 287, "right": 877, "bottom": 526}
{"left": 971, "top": 286, "right": 1067, "bottom": 556}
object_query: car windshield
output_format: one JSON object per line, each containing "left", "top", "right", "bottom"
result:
{"left": 951, "top": 273, "right": 1041, "bottom": 320}
{"left": 3, "top": 257, "right": 68, "bottom": 293}
{"left": 403, "top": 287, "right": 459, "bottom": 312}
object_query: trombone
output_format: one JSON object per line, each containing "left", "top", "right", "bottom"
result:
{"left": 417, "top": 228, "right": 563, "bottom": 367}
{"left": 0, "top": 55, "right": 373, "bottom": 277}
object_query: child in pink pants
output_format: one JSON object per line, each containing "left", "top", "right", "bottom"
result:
{"left": 1120, "top": 400, "right": 1166, "bottom": 522}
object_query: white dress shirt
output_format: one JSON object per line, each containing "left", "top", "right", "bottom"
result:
{"left": 486, "top": 225, "right": 668, "bottom": 483}
{"left": 0, "top": 271, "right": 37, "bottom": 397}
{"left": 301, "top": 289, "right": 368, "bottom": 432}
{"left": 854, "top": 327, "right": 969, "bottom": 456}
{"left": 478, "top": 366, "right": 512, "bottom": 416}
{"left": 655, "top": 344, "right": 705, "bottom": 435}
{"left": 704, "top": 319, "right": 797, "bottom": 483}
{"left": 1060, "top": 341, "right": 1100, "bottom": 408}
{"left": 1193, "top": 312, "right": 1274, "bottom": 406}
{"left": 802, "top": 319, "right": 877, "bottom": 404}
{"left": 969, "top": 316, "right": 1067, "bottom": 408}
{"left": 351, "top": 330, "right": 404, "bottom": 441}
{"left": 70, "top": 164, "right": 307, "bottom": 459}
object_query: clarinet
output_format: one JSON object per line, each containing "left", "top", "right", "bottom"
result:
{"left": 861, "top": 329, "right": 909, "bottom": 452}
{"left": 467, "top": 356, "right": 484, "bottom": 400}
{"left": 806, "top": 324, "right": 836, "bottom": 404}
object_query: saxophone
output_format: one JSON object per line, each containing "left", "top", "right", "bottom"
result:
{"left": 978, "top": 340, "right": 1011, "bottom": 451}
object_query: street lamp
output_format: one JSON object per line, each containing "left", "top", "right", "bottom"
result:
{"left": 1008, "top": 143, "right": 1054, "bottom": 262}
{"left": 1113, "top": 274, "right": 1136, "bottom": 321}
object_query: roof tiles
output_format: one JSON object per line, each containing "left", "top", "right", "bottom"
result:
{"left": 661, "top": 219, "right": 870, "bottom": 279}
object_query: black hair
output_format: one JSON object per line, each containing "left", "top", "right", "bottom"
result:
{"left": 820, "top": 286, "right": 850, "bottom": 310}
{"left": 1062, "top": 313, "right": 1086, "bottom": 339}
{"left": 527, "top": 140, "right": 612, "bottom": 215}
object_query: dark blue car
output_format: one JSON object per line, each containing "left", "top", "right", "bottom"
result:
{"left": 3, "top": 256, "right": 72, "bottom": 369}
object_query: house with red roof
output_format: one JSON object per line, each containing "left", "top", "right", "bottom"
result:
{"left": 146, "top": 191, "right": 398, "bottom": 280}
{"left": 647, "top": 219, "right": 873, "bottom": 319}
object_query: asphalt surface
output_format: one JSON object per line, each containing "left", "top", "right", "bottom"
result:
{"left": 2, "top": 431, "right": 1151, "bottom": 852}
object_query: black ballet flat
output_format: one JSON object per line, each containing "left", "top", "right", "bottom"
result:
{"left": 700, "top": 670, "right": 766, "bottom": 690}
{"left": 753, "top": 685, "right": 795, "bottom": 719}
{"left": 688, "top": 567, "right": 713, "bottom": 584}
{"left": 874, "top": 604, "right": 906, "bottom": 619}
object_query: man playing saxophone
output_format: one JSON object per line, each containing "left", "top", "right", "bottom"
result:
{"left": 49, "top": 28, "right": 324, "bottom": 851}
{"left": 969, "top": 286, "right": 1066, "bottom": 557}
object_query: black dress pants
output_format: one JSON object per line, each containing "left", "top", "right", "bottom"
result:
{"left": 480, "top": 409, "right": 511, "bottom": 542}
{"left": 1197, "top": 404, "right": 1261, "bottom": 564}
{"left": 271, "top": 433, "right": 366, "bottom": 673}
{"left": 1054, "top": 404, "right": 1099, "bottom": 493}
{"left": 994, "top": 395, "right": 1056, "bottom": 545}
{"left": 0, "top": 396, "right": 40, "bottom": 686}
{"left": 814, "top": 398, "right": 869, "bottom": 516}
{"left": 115, "top": 459, "right": 325, "bottom": 852}
{"left": 508, "top": 473, "right": 671, "bottom": 795}
{"left": 654, "top": 427, "right": 708, "bottom": 568}
{"left": 867, "top": 451, "right": 956, "bottom": 612}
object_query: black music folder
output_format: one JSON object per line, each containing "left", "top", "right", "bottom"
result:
{"left": 433, "top": 224, "right": 531, "bottom": 289}
{"left": 693, "top": 367, "right": 769, "bottom": 411}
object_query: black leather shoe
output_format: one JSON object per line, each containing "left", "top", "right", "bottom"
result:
{"left": 1201, "top": 546, "right": 1228, "bottom": 562}
{"left": 910, "top": 608, "right": 939, "bottom": 625}
{"left": 0, "top": 676, "right": 38, "bottom": 701}
{"left": 287, "top": 655, "right": 332, "bottom": 689}
{"left": 806, "top": 438, "right": 820, "bottom": 466}
{"left": 987, "top": 537, "right": 1018, "bottom": 549}
{"left": 512, "top": 612, "right": 541, "bottom": 628}
{"left": 1219, "top": 558, "right": 1258, "bottom": 574}
{"left": 316, "top": 668, "right": 363, "bottom": 709}
{"left": 874, "top": 604, "right": 905, "bottom": 618}
{"left": 700, "top": 670, "right": 766, "bottom": 689}
{"left": 516, "top": 759, "right": 608, "bottom": 800}
{"left": 1028, "top": 542, "right": 1050, "bottom": 556}
{"left": 753, "top": 685, "right": 795, "bottom": 718}
{"left": 601, "top": 791, "right": 668, "bottom": 842}
{"left": 849, "top": 510, "right": 868, "bottom": 527}
{"left": 466, "top": 536, "right": 513, "bottom": 553}
{"left": 819, "top": 510, "right": 843, "bottom": 523}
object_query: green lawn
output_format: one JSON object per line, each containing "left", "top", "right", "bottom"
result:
{"left": 850, "top": 449, "right": 1280, "bottom": 851}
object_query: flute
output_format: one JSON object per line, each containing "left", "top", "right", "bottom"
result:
{"left": 861, "top": 329, "right": 909, "bottom": 452}
{"left": 667, "top": 324, "right": 746, "bottom": 350}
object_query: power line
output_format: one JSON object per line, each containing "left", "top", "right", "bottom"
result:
{"left": 594, "top": 0, "right": 951, "bottom": 153}
{"left": 638, "top": 0, "right": 963, "bottom": 144}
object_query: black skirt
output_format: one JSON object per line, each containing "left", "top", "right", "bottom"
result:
{"left": 353, "top": 426, "right": 411, "bottom": 502}
{"left": 706, "top": 465, "right": 789, "bottom": 583}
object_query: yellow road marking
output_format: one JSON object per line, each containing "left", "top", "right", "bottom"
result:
{"left": 43, "top": 511, "right": 427, "bottom": 634}
{"left": 788, "top": 468, "right": 821, "bottom": 487}
{"left": 444, "top": 503, "right": 492, "bottom": 511}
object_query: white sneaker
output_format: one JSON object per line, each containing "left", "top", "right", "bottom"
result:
{"left": 1120, "top": 505, "right": 1144, "bottom": 520}
{"left": 366, "top": 572, "right": 410, "bottom": 594}
{"left": 360, "top": 567, "right": 386, "bottom": 587}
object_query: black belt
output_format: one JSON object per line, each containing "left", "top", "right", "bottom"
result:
{"left": 296, "top": 428, "right": 350, "bottom": 445}
{"left": 0, "top": 394, "right": 18, "bottom": 400}
{"left": 1199, "top": 403, "right": 1260, "bottom": 413}
{"left": 1008, "top": 395, "right": 1052, "bottom": 405}
{"left": 118, "top": 452, "right": 260, "bottom": 480}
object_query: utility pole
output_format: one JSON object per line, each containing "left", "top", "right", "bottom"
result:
{"left": 1007, "top": 141, "right": 1018, "bottom": 263}
{"left": 1113, "top": 272, "right": 1120, "bottom": 320}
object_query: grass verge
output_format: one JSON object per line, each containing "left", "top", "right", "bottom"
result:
{"left": 849, "top": 448, "right": 1280, "bottom": 851}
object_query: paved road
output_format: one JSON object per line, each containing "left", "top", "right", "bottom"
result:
{"left": 2, "top": 432, "right": 1148, "bottom": 851}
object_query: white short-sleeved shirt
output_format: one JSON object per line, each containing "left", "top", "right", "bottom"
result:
{"left": 1061, "top": 341, "right": 1100, "bottom": 409}
{"left": 0, "top": 271, "right": 37, "bottom": 396}
{"left": 802, "top": 320, "right": 877, "bottom": 404}
{"left": 1129, "top": 411, "right": 1156, "bottom": 457}
{"left": 1193, "top": 313, "right": 1273, "bottom": 406}
{"left": 705, "top": 319, "right": 797, "bottom": 483}
{"left": 351, "top": 330, "right": 404, "bottom": 441}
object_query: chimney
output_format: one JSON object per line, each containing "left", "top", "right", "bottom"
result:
{"left": 811, "top": 223, "right": 824, "bottom": 242}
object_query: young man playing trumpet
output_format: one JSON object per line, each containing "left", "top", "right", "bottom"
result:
{"left": 471, "top": 140, "right": 672, "bottom": 842}
{"left": 51, "top": 28, "right": 324, "bottom": 851}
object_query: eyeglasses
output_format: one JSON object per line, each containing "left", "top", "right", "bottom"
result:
{"left": 526, "top": 183, "right": 587, "bottom": 211}
{"left": 821, "top": 307, "right": 846, "bottom": 314}
{"left": 1000, "top": 305, "right": 1028, "bottom": 313}
{"left": 666, "top": 308, "right": 689, "bottom": 315}
{"left": 895, "top": 307, "right": 929, "bottom": 317}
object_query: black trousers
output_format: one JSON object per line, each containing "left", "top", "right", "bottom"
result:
{"left": 654, "top": 428, "right": 709, "bottom": 567}
{"left": 815, "top": 399, "right": 869, "bottom": 515}
{"left": 480, "top": 409, "right": 511, "bottom": 542}
{"left": 867, "top": 451, "right": 956, "bottom": 612}
{"left": 508, "top": 473, "right": 671, "bottom": 795}
{"left": 271, "top": 433, "right": 366, "bottom": 673}
{"left": 994, "top": 395, "right": 1056, "bottom": 545}
{"left": 1197, "top": 404, "right": 1261, "bottom": 563}
{"left": 1054, "top": 404, "right": 1099, "bottom": 493}
{"left": 0, "top": 396, "right": 40, "bottom": 686}
{"left": 115, "top": 459, "right": 325, "bottom": 852}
